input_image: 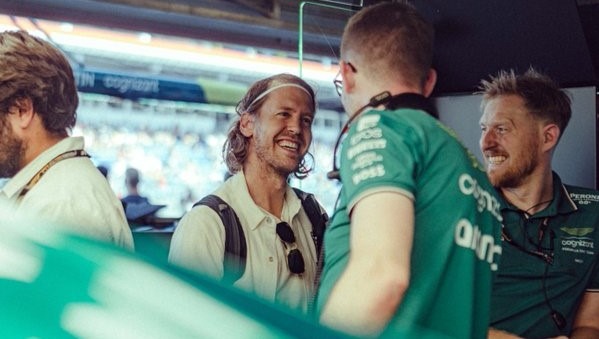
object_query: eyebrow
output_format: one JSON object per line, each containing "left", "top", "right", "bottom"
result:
{"left": 276, "top": 104, "right": 314, "bottom": 115}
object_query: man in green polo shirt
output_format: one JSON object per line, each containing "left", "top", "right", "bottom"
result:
{"left": 315, "top": 3, "right": 502, "bottom": 338}
{"left": 479, "top": 68, "right": 599, "bottom": 338}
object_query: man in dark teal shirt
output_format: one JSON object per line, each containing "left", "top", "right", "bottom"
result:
{"left": 479, "top": 68, "right": 599, "bottom": 338}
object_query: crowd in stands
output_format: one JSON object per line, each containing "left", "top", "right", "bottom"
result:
{"left": 74, "top": 104, "right": 341, "bottom": 219}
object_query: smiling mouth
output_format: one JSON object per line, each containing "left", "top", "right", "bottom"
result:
{"left": 486, "top": 155, "right": 507, "bottom": 166}
{"left": 278, "top": 140, "right": 299, "bottom": 151}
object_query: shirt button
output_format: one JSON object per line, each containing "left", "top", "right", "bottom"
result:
{"left": 266, "top": 217, "right": 272, "bottom": 223}
{"left": 269, "top": 257, "right": 274, "bottom": 262}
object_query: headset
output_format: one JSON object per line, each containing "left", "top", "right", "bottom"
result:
{"left": 326, "top": 91, "right": 392, "bottom": 181}
{"left": 327, "top": 91, "right": 438, "bottom": 181}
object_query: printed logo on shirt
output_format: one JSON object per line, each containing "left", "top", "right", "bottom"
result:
{"left": 561, "top": 227, "right": 594, "bottom": 237}
{"left": 348, "top": 114, "right": 387, "bottom": 186}
{"left": 455, "top": 218, "right": 502, "bottom": 271}
{"left": 559, "top": 227, "right": 595, "bottom": 256}
{"left": 351, "top": 152, "right": 384, "bottom": 171}
{"left": 356, "top": 114, "right": 380, "bottom": 132}
{"left": 569, "top": 193, "right": 599, "bottom": 205}
{"left": 458, "top": 173, "right": 503, "bottom": 222}
{"left": 455, "top": 173, "right": 503, "bottom": 271}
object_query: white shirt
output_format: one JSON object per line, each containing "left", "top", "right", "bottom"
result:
{"left": 0, "top": 137, "right": 133, "bottom": 250}
{"left": 169, "top": 171, "right": 317, "bottom": 313}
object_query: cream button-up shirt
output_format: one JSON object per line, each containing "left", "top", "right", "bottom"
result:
{"left": 0, "top": 137, "right": 133, "bottom": 250}
{"left": 169, "top": 171, "right": 317, "bottom": 313}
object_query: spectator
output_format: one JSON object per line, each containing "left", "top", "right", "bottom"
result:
{"left": 0, "top": 30, "right": 133, "bottom": 250}
{"left": 122, "top": 167, "right": 149, "bottom": 205}
{"left": 169, "top": 73, "right": 326, "bottom": 314}
{"left": 315, "top": 3, "right": 502, "bottom": 337}
{"left": 480, "top": 68, "right": 599, "bottom": 338}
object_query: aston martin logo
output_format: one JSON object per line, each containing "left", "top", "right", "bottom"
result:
{"left": 560, "top": 227, "right": 594, "bottom": 237}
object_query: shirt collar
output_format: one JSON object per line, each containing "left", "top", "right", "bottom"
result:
{"left": 226, "top": 171, "right": 302, "bottom": 230}
{"left": 499, "top": 171, "right": 577, "bottom": 217}
{"left": 1, "top": 137, "right": 85, "bottom": 199}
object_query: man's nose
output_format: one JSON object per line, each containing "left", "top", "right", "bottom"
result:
{"left": 287, "top": 117, "right": 301, "bottom": 135}
{"left": 480, "top": 129, "right": 496, "bottom": 151}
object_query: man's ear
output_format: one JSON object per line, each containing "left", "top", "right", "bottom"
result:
{"left": 10, "top": 97, "right": 35, "bottom": 129}
{"left": 341, "top": 60, "right": 356, "bottom": 94}
{"left": 239, "top": 112, "right": 254, "bottom": 138}
{"left": 541, "top": 123, "right": 560, "bottom": 153}
{"left": 422, "top": 69, "right": 437, "bottom": 98}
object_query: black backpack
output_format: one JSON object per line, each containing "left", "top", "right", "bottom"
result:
{"left": 193, "top": 188, "right": 328, "bottom": 283}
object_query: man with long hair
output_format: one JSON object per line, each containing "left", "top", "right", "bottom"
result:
{"left": 169, "top": 73, "right": 325, "bottom": 313}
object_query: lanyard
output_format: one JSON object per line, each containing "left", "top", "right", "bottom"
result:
{"left": 501, "top": 216, "right": 553, "bottom": 264}
{"left": 18, "top": 149, "right": 90, "bottom": 198}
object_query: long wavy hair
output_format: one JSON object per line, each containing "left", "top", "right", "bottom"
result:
{"left": 223, "top": 73, "right": 316, "bottom": 179}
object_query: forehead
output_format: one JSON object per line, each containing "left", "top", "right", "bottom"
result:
{"left": 480, "top": 95, "right": 529, "bottom": 124}
{"left": 260, "top": 86, "right": 314, "bottom": 114}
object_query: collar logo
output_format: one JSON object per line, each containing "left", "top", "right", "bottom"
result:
{"left": 560, "top": 227, "right": 594, "bottom": 237}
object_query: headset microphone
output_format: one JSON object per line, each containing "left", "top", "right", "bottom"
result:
{"left": 326, "top": 170, "right": 339, "bottom": 180}
{"left": 368, "top": 91, "right": 392, "bottom": 107}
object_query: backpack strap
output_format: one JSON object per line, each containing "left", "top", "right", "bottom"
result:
{"left": 293, "top": 188, "right": 329, "bottom": 316}
{"left": 193, "top": 195, "right": 247, "bottom": 283}
{"left": 192, "top": 189, "right": 328, "bottom": 284}
{"left": 292, "top": 188, "right": 329, "bottom": 259}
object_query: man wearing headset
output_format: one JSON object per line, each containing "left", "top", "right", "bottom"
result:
{"left": 480, "top": 69, "right": 599, "bottom": 338}
{"left": 315, "top": 3, "right": 502, "bottom": 338}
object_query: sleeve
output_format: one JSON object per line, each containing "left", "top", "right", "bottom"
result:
{"left": 340, "top": 110, "right": 422, "bottom": 212}
{"left": 168, "top": 205, "right": 226, "bottom": 279}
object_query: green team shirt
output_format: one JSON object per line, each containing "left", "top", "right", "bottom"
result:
{"left": 316, "top": 106, "right": 503, "bottom": 338}
{"left": 491, "top": 173, "right": 599, "bottom": 338}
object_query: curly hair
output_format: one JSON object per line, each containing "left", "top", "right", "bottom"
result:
{"left": 223, "top": 73, "right": 316, "bottom": 179}
{"left": 479, "top": 68, "right": 572, "bottom": 137}
{"left": 0, "top": 30, "right": 78, "bottom": 136}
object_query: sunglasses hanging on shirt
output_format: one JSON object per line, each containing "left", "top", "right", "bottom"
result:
{"left": 276, "top": 222, "right": 305, "bottom": 274}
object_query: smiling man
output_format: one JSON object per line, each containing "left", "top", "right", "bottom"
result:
{"left": 169, "top": 73, "right": 327, "bottom": 314}
{"left": 479, "top": 68, "right": 599, "bottom": 338}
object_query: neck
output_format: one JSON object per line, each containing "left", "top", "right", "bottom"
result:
{"left": 23, "top": 133, "right": 66, "bottom": 168}
{"left": 242, "top": 163, "right": 288, "bottom": 218}
{"left": 500, "top": 169, "right": 554, "bottom": 215}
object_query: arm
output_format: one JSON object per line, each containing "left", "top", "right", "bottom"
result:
{"left": 571, "top": 291, "right": 599, "bottom": 339}
{"left": 320, "top": 192, "right": 414, "bottom": 336}
{"left": 487, "top": 328, "right": 523, "bottom": 339}
{"left": 168, "top": 207, "right": 226, "bottom": 278}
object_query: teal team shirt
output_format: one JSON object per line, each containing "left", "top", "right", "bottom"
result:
{"left": 316, "top": 107, "right": 503, "bottom": 338}
{"left": 491, "top": 173, "right": 599, "bottom": 338}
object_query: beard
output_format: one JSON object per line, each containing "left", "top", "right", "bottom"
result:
{"left": 487, "top": 138, "right": 540, "bottom": 189}
{"left": 252, "top": 123, "right": 305, "bottom": 178}
{"left": 0, "top": 119, "right": 25, "bottom": 178}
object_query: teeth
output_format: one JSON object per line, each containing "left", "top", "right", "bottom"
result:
{"left": 279, "top": 140, "right": 298, "bottom": 150}
{"left": 487, "top": 156, "right": 506, "bottom": 165}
